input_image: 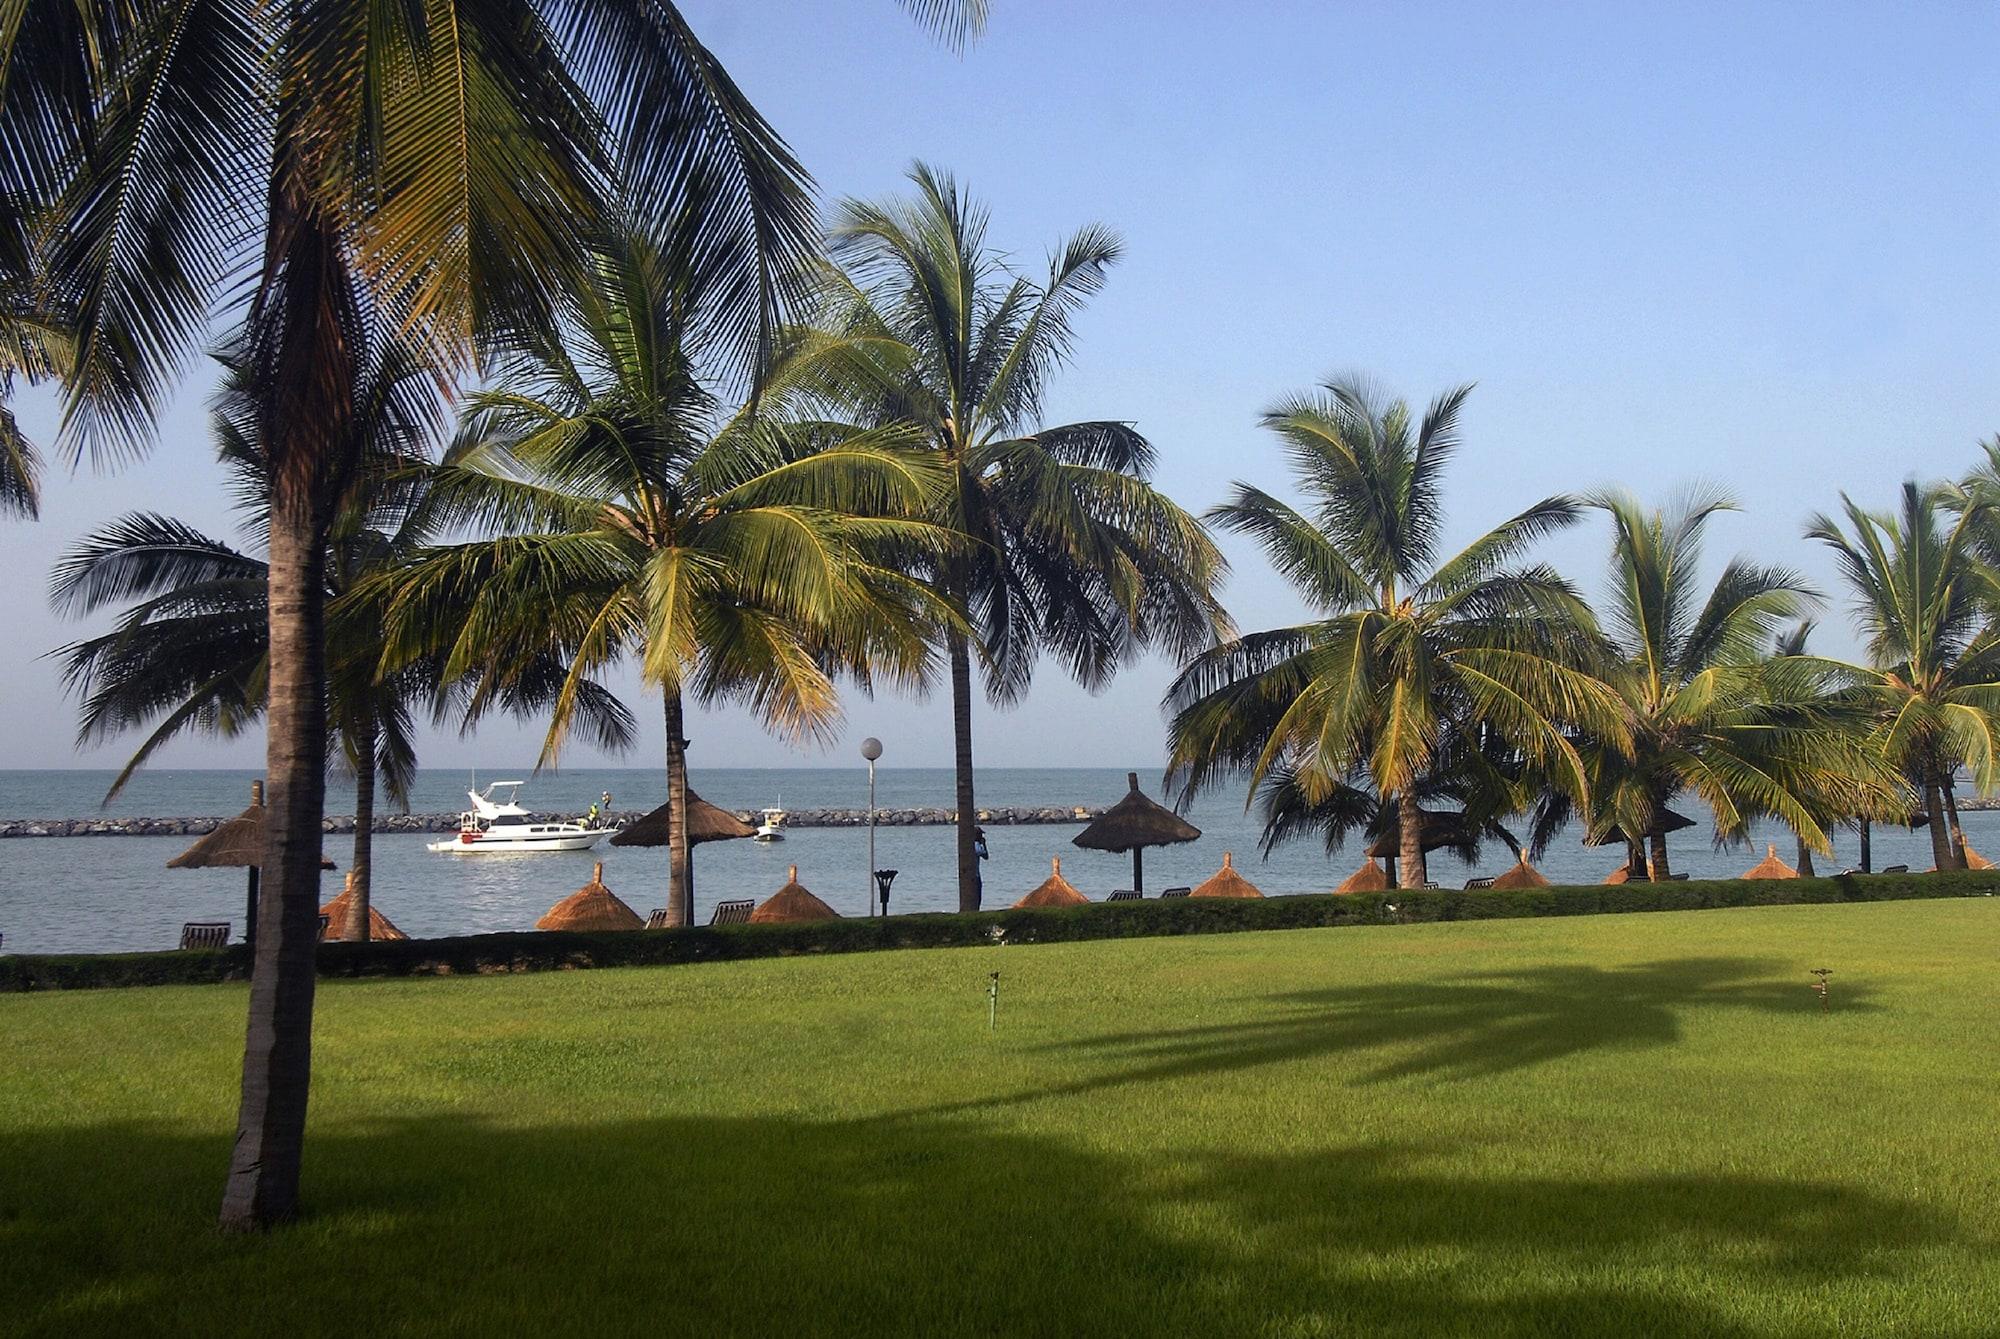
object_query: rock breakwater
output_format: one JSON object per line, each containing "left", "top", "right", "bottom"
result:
{"left": 0, "top": 804, "right": 1103, "bottom": 839}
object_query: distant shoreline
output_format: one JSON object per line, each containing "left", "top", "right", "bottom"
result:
{"left": 0, "top": 805, "right": 1106, "bottom": 839}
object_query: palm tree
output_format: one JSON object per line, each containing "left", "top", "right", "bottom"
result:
{"left": 372, "top": 225, "right": 957, "bottom": 927}
{"left": 1805, "top": 482, "right": 2000, "bottom": 871}
{"left": 48, "top": 347, "right": 635, "bottom": 940}
{"left": 827, "top": 164, "right": 1230, "bottom": 910}
{"left": 4, "top": 0, "right": 978, "bottom": 1228}
{"left": 1164, "top": 378, "right": 1626, "bottom": 889}
{"left": 1531, "top": 489, "right": 1882, "bottom": 878}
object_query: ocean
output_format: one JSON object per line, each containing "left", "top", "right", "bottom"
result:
{"left": 0, "top": 767, "right": 1986, "bottom": 955}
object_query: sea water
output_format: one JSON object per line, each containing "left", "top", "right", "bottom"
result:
{"left": 0, "top": 767, "right": 1986, "bottom": 955}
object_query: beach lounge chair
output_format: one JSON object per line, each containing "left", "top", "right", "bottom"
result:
{"left": 709, "top": 899, "right": 755, "bottom": 925}
{"left": 645, "top": 909, "right": 670, "bottom": 929}
{"left": 1423, "top": 881, "right": 1439, "bottom": 889}
{"left": 179, "top": 921, "right": 230, "bottom": 950}
{"left": 1464, "top": 876, "right": 1496, "bottom": 890}
{"left": 1160, "top": 887, "right": 1191, "bottom": 899}
{"left": 1880, "top": 864, "right": 1908, "bottom": 874}
{"left": 1107, "top": 890, "right": 1143, "bottom": 902}
{"left": 1666, "top": 872, "right": 1690, "bottom": 881}
{"left": 317, "top": 914, "right": 330, "bottom": 939}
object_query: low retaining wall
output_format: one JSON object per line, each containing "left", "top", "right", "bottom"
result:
{"left": 4, "top": 870, "right": 1995, "bottom": 992}
{"left": 0, "top": 804, "right": 1104, "bottom": 839}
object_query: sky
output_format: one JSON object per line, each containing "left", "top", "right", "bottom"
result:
{"left": 1, "top": 0, "right": 1995, "bottom": 777}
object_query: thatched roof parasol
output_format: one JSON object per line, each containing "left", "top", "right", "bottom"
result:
{"left": 751, "top": 865, "right": 840, "bottom": 923}
{"left": 320, "top": 872, "right": 407, "bottom": 941}
{"left": 1072, "top": 772, "right": 1200, "bottom": 893}
{"left": 1334, "top": 859, "right": 1390, "bottom": 894}
{"left": 1740, "top": 844, "right": 1797, "bottom": 880}
{"left": 1963, "top": 843, "right": 1992, "bottom": 870}
{"left": 536, "top": 862, "right": 644, "bottom": 931}
{"left": 1363, "top": 808, "right": 1479, "bottom": 859}
{"left": 1491, "top": 852, "right": 1550, "bottom": 889}
{"left": 167, "top": 780, "right": 332, "bottom": 949}
{"left": 1191, "top": 851, "right": 1263, "bottom": 899}
{"left": 1603, "top": 865, "right": 1633, "bottom": 885}
{"left": 609, "top": 786, "right": 757, "bottom": 925}
{"left": 609, "top": 788, "right": 756, "bottom": 847}
{"left": 1014, "top": 856, "right": 1090, "bottom": 908}
{"left": 1588, "top": 808, "right": 1697, "bottom": 846}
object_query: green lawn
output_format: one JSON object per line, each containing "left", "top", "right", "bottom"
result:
{"left": 4, "top": 899, "right": 1997, "bottom": 1337}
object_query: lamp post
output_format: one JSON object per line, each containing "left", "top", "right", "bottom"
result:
{"left": 860, "top": 737, "right": 883, "bottom": 916}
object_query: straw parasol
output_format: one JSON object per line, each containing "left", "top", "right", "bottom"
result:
{"left": 1335, "top": 859, "right": 1391, "bottom": 894}
{"left": 608, "top": 785, "right": 757, "bottom": 910}
{"left": 1491, "top": 851, "right": 1550, "bottom": 890}
{"left": 1072, "top": 772, "right": 1201, "bottom": 893}
{"left": 1962, "top": 843, "right": 1993, "bottom": 870}
{"left": 1740, "top": 844, "right": 1798, "bottom": 880}
{"left": 167, "top": 780, "right": 334, "bottom": 946}
{"left": 1588, "top": 808, "right": 1697, "bottom": 847}
{"left": 1363, "top": 808, "right": 1480, "bottom": 859}
{"left": 320, "top": 872, "right": 407, "bottom": 941}
{"left": 536, "top": 862, "right": 644, "bottom": 931}
{"left": 751, "top": 865, "right": 840, "bottom": 923}
{"left": 1014, "top": 856, "right": 1090, "bottom": 908}
{"left": 1191, "top": 851, "right": 1264, "bottom": 899}
{"left": 1603, "top": 865, "right": 1633, "bottom": 885}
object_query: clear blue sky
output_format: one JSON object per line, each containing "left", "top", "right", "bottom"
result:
{"left": 1, "top": 0, "right": 1994, "bottom": 776}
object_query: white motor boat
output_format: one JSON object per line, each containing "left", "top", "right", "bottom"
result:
{"left": 752, "top": 806, "right": 788, "bottom": 842}
{"left": 426, "top": 781, "right": 609, "bottom": 854}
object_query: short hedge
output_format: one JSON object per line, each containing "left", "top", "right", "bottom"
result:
{"left": 5, "top": 869, "right": 1997, "bottom": 992}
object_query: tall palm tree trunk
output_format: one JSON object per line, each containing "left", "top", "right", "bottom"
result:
{"left": 1626, "top": 837, "right": 1647, "bottom": 881}
{"left": 1648, "top": 831, "right": 1672, "bottom": 881}
{"left": 219, "top": 158, "right": 354, "bottom": 1230}
{"left": 948, "top": 629, "right": 980, "bottom": 913}
{"left": 1924, "top": 777, "right": 1956, "bottom": 871}
{"left": 665, "top": 691, "right": 692, "bottom": 926}
{"left": 1395, "top": 790, "right": 1427, "bottom": 890}
{"left": 1795, "top": 835, "right": 1816, "bottom": 878}
{"left": 345, "top": 718, "right": 375, "bottom": 943}
{"left": 221, "top": 453, "right": 329, "bottom": 1231}
{"left": 1942, "top": 774, "right": 1970, "bottom": 868}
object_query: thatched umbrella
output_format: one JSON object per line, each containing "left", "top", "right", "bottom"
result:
{"left": 166, "top": 780, "right": 334, "bottom": 946}
{"left": 1335, "top": 859, "right": 1390, "bottom": 894}
{"left": 1741, "top": 844, "right": 1798, "bottom": 880}
{"left": 1191, "top": 851, "right": 1263, "bottom": 899}
{"left": 608, "top": 785, "right": 756, "bottom": 908}
{"left": 1015, "top": 856, "right": 1090, "bottom": 908}
{"left": 1363, "top": 808, "right": 1479, "bottom": 859}
{"left": 320, "top": 872, "right": 407, "bottom": 941}
{"left": 1071, "top": 772, "right": 1201, "bottom": 893}
{"left": 536, "top": 862, "right": 644, "bottom": 931}
{"left": 1603, "top": 865, "right": 1633, "bottom": 885}
{"left": 752, "top": 865, "right": 840, "bottom": 923}
{"left": 1491, "top": 852, "right": 1550, "bottom": 890}
{"left": 1587, "top": 808, "right": 1697, "bottom": 847}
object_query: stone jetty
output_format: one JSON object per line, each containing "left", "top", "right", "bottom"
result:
{"left": 0, "top": 804, "right": 1104, "bottom": 839}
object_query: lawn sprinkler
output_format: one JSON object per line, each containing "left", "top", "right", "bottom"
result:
{"left": 987, "top": 971, "right": 1001, "bottom": 1031}
{"left": 1810, "top": 967, "right": 1833, "bottom": 1014}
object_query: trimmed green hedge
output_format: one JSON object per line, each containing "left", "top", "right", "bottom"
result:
{"left": 5, "top": 870, "right": 1997, "bottom": 992}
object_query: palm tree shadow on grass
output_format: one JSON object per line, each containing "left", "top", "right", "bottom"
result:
{"left": 962, "top": 956, "right": 1873, "bottom": 1108}
{"left": 0, "top": 1113, "right": 1964, "bottom": 1337}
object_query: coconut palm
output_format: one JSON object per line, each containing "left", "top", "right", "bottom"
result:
{"left": 372, "top": 225, "right": 959, "bottom": 927}
{"left": 48, "top": 340, "right": 636, "bottom": 940}
{"left": 1164, "top": 378, "right": 1626, "bottom": 889}
{"left": 1805, "top": 482, "right": 2000, "bottom": 871}
{"left": 827, "top": 164, "right": 1231, "bottom": 910}
{"left": 4, "top": 0, "right": 982, "bottom": 1228}
{"left": 1529, "top": 489, "right": 1888, "bottom": 878}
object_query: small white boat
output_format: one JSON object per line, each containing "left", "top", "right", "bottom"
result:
{"left": 752, "top": 806, "right": 788, "bottom": 843}
{"left": 427, "top": 781, "right": 609, "bottom": 855}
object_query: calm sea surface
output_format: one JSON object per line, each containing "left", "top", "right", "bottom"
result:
{"left": 0, "top": 767, "right": 1987, "bottom": 955}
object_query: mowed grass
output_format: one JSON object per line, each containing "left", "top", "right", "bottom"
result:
{"left": 3, "top": 900, "right": 1997, "bottom": 1337}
